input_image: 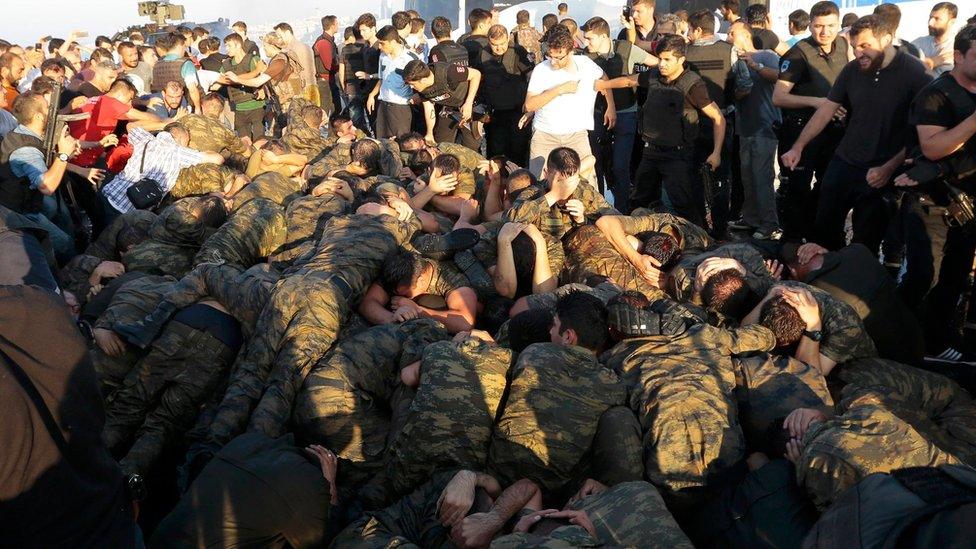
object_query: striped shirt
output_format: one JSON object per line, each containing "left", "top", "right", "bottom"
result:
{"left": 102, "top": 128, "right": 206, "bottom": 213}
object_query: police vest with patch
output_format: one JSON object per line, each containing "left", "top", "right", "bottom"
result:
{"left": 221, "top": 55, "right": 260, "bottom": 106}
{"left": 151, "top": 58, "right": 188, "bottom": 93}
{"left": 0, "top": 131, "right": 45, "bottom": 214}
{"left": 640, "top": 68, "right": 701, "bottom": 148}
{"left": 786, "top": 36, "right": 848, "bottom": 116}
{"left": 430, "top": 40, "right": 469, "bottom": 67}
{"left": 420, "top": 62, "right": 468, "bottom": 108}
{"left": 586, "top": 40, "right": 637, "bottom": 112}
{"left": 684, "top": 40, "right": 733, "bottom": 109}
{"left": 480, "top": 47, "right": 530, "bottom": 111}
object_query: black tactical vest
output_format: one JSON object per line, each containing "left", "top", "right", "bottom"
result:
{"left": 640, "top": 69, "right": 701, "bottom": 148}
{"left": 480, "top": 47, "right": 530, "bottom": 111}
{"left": 430, "top": 41, "right": 470, "bottom": 67}
{"left": 787, "top": 36, "right": 848, "bottom": 117}
{"left": 587, "top": 40, "right": 637, "bottom": 112}
{"left": 151, "top": 58, "right": 188, "bottom": 93}
{"left": 0, "top": 130, "right": 46, "bottom": 214}
{"left": 420, "top": 62, "right": 469, "bottom": 108}
{"left": 684, "top": 39, "right": 733, "bottom": 109}
{"left": 221, "top": 55, "right": 260, "bottom": 106}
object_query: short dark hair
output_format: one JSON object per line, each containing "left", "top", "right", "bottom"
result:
{"left": 402, "top": 59, "right": 431, "bottom": 83}
{"left": 582, "top": 17, "right": 610, "bottom": 37}
{"left": 933, "top": 2, "right": 958, "bottom": 19}
{"left": 197, "top": 195, "right": 228, "bottom": 228}
{"left": 199, "top": 36, "right": 220, "bottom": 55}
{"left": 700, "top": 269, "right": 754, "bottom": 319}
{"left": 224, "top": 33, "right": 244, "bottom": 47}
{"left": 356, "top": 13, "right": 377, "bottom": 29}
{"left": 517, "top": 10, "right": 531, "bottom": 25}
{"left": 154, "top": 32, "right": 181, "bottom": 51}
{"left": 558, "top": 2, "right": 568, "bottom": 11}
{"left": 720, "top": 0, "right": 740, "bottom": 16}
{"left": 810, "top": 1, "right": 840, "bottom": 19}
{"left": 432, "top": 153, "right": 461, "bottom": 176}
{"left": 509, "top": 308, "right": 554, "bottom": 354}
{"left": 488, "top": 24, "right": 508, "bottom": 40}
{"left": 850, "top": 15, "right": 893, "bottom": 39}
{"left": 109, "top": 78, "right": 138, "bottom": 96}
{"left": 408, "top": 149, "right": 433, "bottom": 174}
{"left": 560, "top": 18, "right": 579, "bottom": 35}
{"left": 350, "top": 139, "right": 382, "bottom": 174}
{"left": 273, "top": 22, "right": 294, "bottom": 34}
{"left": 322, "top": 15, "right": 338, "bottom": 31}
{"left": 48, "top": 38, "right": 65, "bottom": 54}
{"left": 546, "top": 147, "right": 581, "bottom": 177}
{"left": 232, "top": 21, "right": 248, "bottom": 31}
{"left": 842, "top": 13, "right": 858, "bottom": 28}
{"left": 546, "top": 25, "right": 574, "bottom": 51}
{"left": 759, "top": 296, "right": 806, "bottom": 347}
{"left": 955, "top": 24, "right": 976, "bottom": 55}
{"left": 344, "top": 27, "right": 358, "bottom": 40}
{"left": 381, "top": 248, "right": 424, "bottom": 293}
{"left": 745, "top": 4, "right": 769, "bottom": 26}
{"left": 192, "top": 27, "right": 209, "bottom": 40}
{"left": 506, "top": 169, "right": 536, "bottom": 194}
{"left": 789, "top": 9, "right": 811, "bottom": 31}
{"left": 392, "top": 11, "right": 412, "bottom": 30}
{"left": 30, "top": 76, "right": 58, "bottom": 95}
{"left": 40, "top": 58, "right": 65, "bottom": 73}
{"left": 397, "top": 131, "right": 426, "bottom": 150}
{"left": 118, "top": 40, "right": 137, "bottom": 52}
{"left": 639, "top": 232, "right": 681, "bottom": 271}
{"left": 11, "top": 93, "right": 46, "bottom": 125}
{"left": 654, "top": 33, "right": 687, "bottom": 58}
{"left": 468, "top": 8, "right": 492, "bottom": 30}
{"left": 203, "top": 92, "right": 225, "bottom": 108}
{"left": 410, "top": 18, "right": 426, "bottom": 34}
{"left": 688, "top": 10, "right": 716, "bottom": 34}
{"left": 96, "top": 35, "right": 113, "bottom": 47}
{"left": 555, "top": 291, "right": 608, "bottom": 352}
{"left": 376, "top": 25, "right": 402, "bottom": 43}
{"left": 543, "top": 13, "right": 559, "bottom": 33}
{"left": 431, "top": 16, "right": 452, "bottom": 39}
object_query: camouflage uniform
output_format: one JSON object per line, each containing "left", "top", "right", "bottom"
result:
{"left": 232, "top": 171, "right": 305, "bottom": 209}
{"left": 797, "top": 385, "right": 964, "bottom": 511}
{"left": 625, "top": 209, "right": 715, "bottom": 255}
{"left": 732, "top": 354, "right": 834, "bottom": 444}
{"left": 307, "top": 137, "right": 403, "bottom": 180}
{"left": 91, "top": 275, "right": 177, "bottom": 395}
{"left": 600, "top": 306, "right": 777, "bottom": 504}
{"left": 193, "top": 197, "right": 287, "bottom": 267}
{"left": 282, "top": 124, "right": 331, "bottom": 164}
{"left": 181, "top": 113, "right": 252, "bottom": 157}
{"left": 668, "top": 242, "right": 770, "bottom": 305}
{"left": 523, "top": 281, "right": 622, "bottom": 313}
{"left": 565, "top": 481, "right": 694, "bottom": 548}
{"left": 122, "top": 197, "right": 219, "bottom": 277}
{"left": 774, "top": 280, "right": 878, "bottom": 366}
{"left": 387, "top": 337, "right": 512, "bottom": 497}
{"left": 589, "top": 406, "right": 645, "bottom": 486}
{"left": 504, "top": 182, "right": 618, "bottom": 241}
{"left": 471, "top": 219, "right": 566, "bottom": 284}
{"left": 103, "top": 304, "right": 241, "bottom": 477}
{"left": 490, "top": 528, "right": 600, "bottom": 548}
{"left": 488, "top": 343, "right": 625, "bottom": 493}
{"left": 59, "top": 210, "right": 156, "bottom": 300}
{"left": 170, "top": 163, "right": 239, "bottom": 200}
{"left": 204, "top": 213, "right": 422, "bottom": 448}
{"left": 270, "top": 193, "right": 351, "bottom": 269}
{"left": 330, "top": 469, "right": 459, "bottom": 548}
{"left": 294, "top": 320, "right": 451, "bottom": 489}
{"left": 562, "top": 225, "right": 665, "bottom": 301}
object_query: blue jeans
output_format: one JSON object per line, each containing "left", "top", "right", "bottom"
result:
{"left": 25, "top": 211, "right": 74, "bottom": 264}
{"left": 611, "top": 111, "right": 638, "bottom": 213}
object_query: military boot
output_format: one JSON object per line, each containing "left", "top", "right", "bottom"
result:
{"left": 411, "top": 228, "right": 480, "bottom": 261}
{"left": 454, "top": 249, "right": 497, "bottom": 298}
{"left": 114, "top": 301, "right": 179, "bottom": 350}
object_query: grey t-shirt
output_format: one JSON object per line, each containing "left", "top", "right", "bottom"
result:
{"left": 736, "top": 50, "right": 781, "bottom": 139}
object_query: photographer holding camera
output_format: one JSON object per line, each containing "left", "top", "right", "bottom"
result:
{"left": 895, "top": 23, "right": 976, "bottom": 364}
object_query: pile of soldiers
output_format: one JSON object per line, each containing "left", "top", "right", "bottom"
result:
{"left": 10, "top": 87, "right": 972, "bottom": 545}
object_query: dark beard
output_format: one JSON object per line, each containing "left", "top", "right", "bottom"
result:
{"left": 929, "top": 26, "right": 945, "bottom": 38}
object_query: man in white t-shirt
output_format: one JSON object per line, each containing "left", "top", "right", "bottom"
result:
{"left": 524, "top": 27, "right": 615, "bottom": 176}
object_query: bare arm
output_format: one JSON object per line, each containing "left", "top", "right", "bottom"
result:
{"left": 186, "top": 84, "right": 202, "bottom": 113}
{"left": 787, "top": 98, "right": 840, "bottom": 152}
{"left": 358, "top": 283, "right": 396, "bottom": 325}
{"left": 419, "top": 287, "right": 478, "bottom": 332}
{"left": 526, "top": 230, "right": 557, "bottom": 294}
{"left": 701, "top": 102, "right": 726, "bottom": 160}
{"left": 494, "top": 231, "right": 519, "bottom": 299}
{"left": 595, "top": 215, "right": 643, "bottom": 269}
{"left": 772, "top": 79, "right": 824, "bottom": 110}
{"left": 463, "top": 67, "right": 481, "bottom": 109}
{"left": 595, "top": 74, "right": 639, "bottom": 91}
{"left": 917, "top": 114, "right": 976, "bottom": 161}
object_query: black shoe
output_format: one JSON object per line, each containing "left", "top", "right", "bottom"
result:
{"left": 114, "top": 300, "right": 178, "bottom": 350}
{"left": 412, "top": 228, "right": 480, "bottom": 260}
{"left": 454, "top": 249, "right": 495, "bottom": 296}
{"left": 126, "top": 473, "right": 148, "bottom": 502}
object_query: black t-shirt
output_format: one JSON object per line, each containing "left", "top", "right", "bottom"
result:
{"left": 77, "top": 81, "right": 103, "bottom": 98}
{"left": 752, "top": 28, "right": 781, "bottom": 51}
{"left": 827, "top": 51, "right": 932, "bottom": 166}
{"left": 0, "top": 285, "right": 136, "bottom": 548}
{"left": 340, "top": 42, "right": 365, "bottom": 94}
{"left": 462, "top": 35, "right": 490, "bottom": 67}
{"left": 909, "top": 72, "right": 976, "bottom": 190}
{"left": 200, "top": 53, "right": 228, "bottom": 72}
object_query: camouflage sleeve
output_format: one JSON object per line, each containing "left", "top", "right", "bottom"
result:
{"left": 797, "top": 448, "right": 863, "bottom": 512}
{"left": 454, "top": 171, "right": 476, "bottom": 197}
{"left": 581, "top": 183, "right": 618, "bottom": 221}
{"left": 380, "top": 139, "right": 404, "bottom": 177}
{"left": 170, "top": 164, "right": 236, "bottom": 199}
{"left": 713, "top": 324, "right": 777, "bottom": 355}
{"left": 819, "top": 295, "right": 878, "bottom": 364}
{"left": 221, "top": 126, "right": 250, "bottom": 156}
{"left": 503, "top": 192, "right": 549, "bottom": 226}
{"left": 59, "top": 254, "right": 104, "bottom": 299}
{"left": 545, "top": 233, "right": 565, "bottom": 275}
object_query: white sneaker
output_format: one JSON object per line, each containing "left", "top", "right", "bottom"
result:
{"left": 752, "top": 228, "right": 784, "bottom": 241}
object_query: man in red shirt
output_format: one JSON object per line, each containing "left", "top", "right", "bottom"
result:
{"left": 313, "top": 15, "right": 341, "bottom": 117}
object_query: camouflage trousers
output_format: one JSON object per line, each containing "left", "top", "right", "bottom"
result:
{"left": 193, "top": 197, "right": 287, "bottom": 268}
{"left": 271, "top": 194, "right": 349, "bottom": 269}
{"left": 566, "top": 481, "right": 693, "bottom": 548}
{"left": 206, "top": 272, "right": 349, "bottom": 448}
{"left": 386, "top": 337, "right": 511, "bottom": 497}
{"left": 103, "top": 320, "right": 237, "bottom": 477}
{"left": 589, "top": 406, "right": 645, "bottom": 487}
{"left": 161, "top": 263, "right": 277, "bottom": 335}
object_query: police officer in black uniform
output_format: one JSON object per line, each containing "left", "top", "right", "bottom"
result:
{"left": 772, "top": 0, "right": 850, "bottom": 242}
{"left": 339, "top": 26, "right": 370, "bottom": 133}
{"left": 478, "top": 24, "right": 533, "bottom": 166}
{"left": 402, "top": 60, "right": 483, "bottom": 150}
{"left": 582, "top": 16, "right": 651, "bottom": 211}
{"left": 895, "top": 23, "right": 976, "bottom": 362}
{"left": 685, "top": 9, "right": 745, "bottom": 238}
{"left": 599, "top": 34, "right": 727, "bottom": 226}
{"left": 428, "top": 16, "right": 469, "bottom": 68}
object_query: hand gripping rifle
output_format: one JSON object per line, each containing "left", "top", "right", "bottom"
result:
{"left": 42, "top": 84, "right": 91, "bottom": 245}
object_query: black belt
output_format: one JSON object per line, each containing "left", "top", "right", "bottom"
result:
{"left": 305, "top": 271, "right": 354, "bottom": 300}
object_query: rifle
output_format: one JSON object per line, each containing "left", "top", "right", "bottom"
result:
{"left": 43, "top": 84, "right": 92, "bottom": 249}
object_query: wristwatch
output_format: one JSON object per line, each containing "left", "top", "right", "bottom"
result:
{"left": 57, "top": 152, "right": 69, "bottom": 163}
{"left": 756, "top": 62, "right": 765, "bottom": 70}
{"left": 802, "top": 329, "right": 823, "bottom": 342}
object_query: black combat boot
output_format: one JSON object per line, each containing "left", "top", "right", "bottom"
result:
{"left": 411, "top": 228, "right": 480, "bottom": 260}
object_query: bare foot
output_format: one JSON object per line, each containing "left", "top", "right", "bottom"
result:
{"left": 306, "top": 445, "right": 340, "bottom": 505}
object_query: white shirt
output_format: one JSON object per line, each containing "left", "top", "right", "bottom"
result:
{"left": 378, "top": 48, "right": 421, "bottom": 105}
{"left": 527, "top": 55, "right": 605, "bottom": 135}
{"left": 912, "top": 32, "right": 956, "bottom": 75}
